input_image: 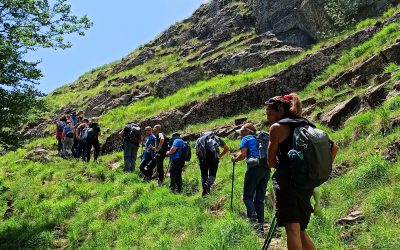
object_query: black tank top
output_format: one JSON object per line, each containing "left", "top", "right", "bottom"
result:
{"left": 276, "top": 125, "right": 295, "bottom": 177}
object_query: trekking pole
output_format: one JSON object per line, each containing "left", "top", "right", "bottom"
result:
{"left": 230, "top": 161, "right": 235, "bottom": 211}
{"left": 262, "top": 216, "right": 278, "bottom": 250}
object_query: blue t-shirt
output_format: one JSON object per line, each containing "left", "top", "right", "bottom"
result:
{"left": 240, "top": 135, "right": 259, "bottom": 159}
{"left": 170, "top": 138, "right": 184, "bottom": 160}
{"left": 145, "top": 134, "right": 156, "bottom": 152}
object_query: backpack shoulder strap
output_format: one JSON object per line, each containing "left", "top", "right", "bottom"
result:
{"left": 278, "top": 117, "right": 316, "bottom": 128}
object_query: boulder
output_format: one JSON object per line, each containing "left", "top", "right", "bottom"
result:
{"left": 320, "top": 96, "right": 361, "bottom": 130}
{"left": 362, "top": 82, "right": 389, "bottom": 108}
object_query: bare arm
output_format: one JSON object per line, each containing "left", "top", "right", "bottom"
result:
{"left": 166, "top": 146, "right": 177, "bottom": 156}
{"left": 233, "top": 147, "right": 247, "bottom": 162}
{"left": 157, "top": 134, "right": 165, "bottom": 151}
{"left": 267, "top": 124, "right": 280, "bottom": 168}
{"left": 219, "top": 145, "right": 229, "bottom": 158}
{"left": 331, "top": 143, "right": 339, "bottom": 161}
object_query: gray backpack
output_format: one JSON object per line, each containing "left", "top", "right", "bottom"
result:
{"left": 195, "top": 133, "right": 220, "bottom": 160}
{"left": 278, "top": 118, "right": 333, "bottom": 189}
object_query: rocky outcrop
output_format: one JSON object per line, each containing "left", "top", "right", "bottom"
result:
{"left": 252, "top": 0, "right": 398, "bottom": 46}
{"left": 205, "top": 46, "right": 302, "bottom": 74}
{"left": 155, "top": 44, "right": 302, "bottom": 98}
{"left": 319, "top": 42, "right": 400, "bottom": 91}
{"left": 320, "top": 96, "right": 361, "bottom": 130}
{"left": 112, "top": 48, "right": 156, "bottom": 74}
{"left": 84, "top": 87, "right": 151, "bottom": 118}
{"left": 101, "top": 21, "right": 387, "bottom": 153}
{"left": 362, "top": 82, "right": 389, "bottom": 108}
{"left": 183, "top": 51, "right": 331, "bottom": 124}
{"left": 155, "top": 66, "right": 206, "bottom": 98}
{"left": 105, "top": 75, "right": 145, "bottom": 87}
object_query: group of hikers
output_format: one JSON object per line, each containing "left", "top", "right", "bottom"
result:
{"left": 55, "top": 93, "right": 338, "bottom": 250}
{"left": 55, "top": 110, "right": 101, "bottom": 162}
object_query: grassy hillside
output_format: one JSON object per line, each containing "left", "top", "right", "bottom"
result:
{"left": 2, "top": 3, "right": 400, "bottom": 250}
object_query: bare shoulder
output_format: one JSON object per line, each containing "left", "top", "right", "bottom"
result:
{"left": 269, "top": 123, "right": 291, "bottom": 142}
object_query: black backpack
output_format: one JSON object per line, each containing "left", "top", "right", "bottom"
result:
{"left": 125, "top": 123, "right": 141, "bottom": 145}
{"left": 180, "top": 141, "right": 192, "bottom": 162}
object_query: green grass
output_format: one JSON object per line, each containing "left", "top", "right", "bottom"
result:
{"left": 99, "top": 52, "right": 311, "bottom": 132}
{"left": 3, "top": 5, "right": 400, "bottom": 249}
{"left": 301, "top": 22, "right": 400, "bottom": 100}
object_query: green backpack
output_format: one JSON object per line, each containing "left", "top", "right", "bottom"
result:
{"left": 278, "top": 118, "right": 333, "bottom": 189}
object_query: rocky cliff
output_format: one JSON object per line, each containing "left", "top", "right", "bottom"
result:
{"left": 28, "top": 0, "right": 399, "bottom": 152}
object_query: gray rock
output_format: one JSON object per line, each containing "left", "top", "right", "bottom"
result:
{"left": 362, "top": 82, "right": 389, "bottom": 108}
{"left": 252, "top": 0, "right": 397, "bottom": 46}
{"left": 320, "top": 96, "right": 361, "bottom": 130}
{"left": 205, "top": 46, "right": 302, "bottom": 74}
{"left": 112, "top": 48, "right": 156, "bottom": 74}
{"left": 155, "top": 66, "right": 205, "bottom": 98}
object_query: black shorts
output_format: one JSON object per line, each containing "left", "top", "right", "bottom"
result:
{"left": 272, "top": 171, "right": 313, "bottom": 230}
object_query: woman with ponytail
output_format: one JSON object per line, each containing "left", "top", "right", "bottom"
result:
{"left": 265, "top": 93, "right": 316, "bottom": 250}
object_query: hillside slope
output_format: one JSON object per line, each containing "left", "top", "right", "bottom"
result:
{"left": 2, "top": 0, "right": 400, "bottom": 249}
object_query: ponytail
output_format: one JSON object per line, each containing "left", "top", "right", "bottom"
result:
{"left": 288, "top": 93, "right": 302, "bottom": 117}
{"left": 265, "top": 92, "right": 303, "bottom": 118}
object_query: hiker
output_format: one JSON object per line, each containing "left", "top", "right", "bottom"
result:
{"left": 139, "top": 126, "right": 157, "bottom": 181}
{"left": 118, "top": 123, "right": 141, "bottom": 172}
{"left": 55, "top": 116, "right": 67, "bottom": 154}
{"left": 265, "top": 93, "right": 338, "bottom": 250}
{"left": 231, "top": 123, "right": 269, "bottom": 232}
{"left": 85, "top": 118, "right": 101, "bottom": 162}
{"left": 166, "top": 132, "right": 185, "bottom": 193}
{"left": 72, "top": 116, "right": 83, "bottom": 158}
{"left": 77, "top": 118, "right": 89, "bottom": 160}
{"left": 153, "top": 124, "right": 169, "bottom": 185}
{"left": 195, "top": 131, "right": 229, "bottom": 196}
{"left": 62, "top": 120, "right": 75, "bottom": 157}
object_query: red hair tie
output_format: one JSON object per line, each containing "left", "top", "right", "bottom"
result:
{"left": 283, "top": 95, "right": 292, "bottom": 101}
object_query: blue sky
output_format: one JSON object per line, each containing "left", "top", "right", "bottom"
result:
{"left": 28, "top": 0, "right": 208, "bottom": 94}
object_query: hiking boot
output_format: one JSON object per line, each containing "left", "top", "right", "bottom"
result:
{"left": 202, "top": 183, "right": 210, "bottom": 197}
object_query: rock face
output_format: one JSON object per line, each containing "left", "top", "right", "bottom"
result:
{"left": 84, "top": 87, "right": 151, "bottom": 118}
{"left": 320, "top": 96, "right": 361, "bottom": 130}
{"left": 252, "top": 0, "right": 397, "bottom": 46}
{"left": 155, "top": 66, "right": 205, "bottom": 98}
{"left": 362, "top": 82, "right": 389, "bottom": 108}
{"left": 205, "top": 46, "right": 302, "bottom": 74}
{"left": 101, "top": 21, "right": 386, "bottom": 153}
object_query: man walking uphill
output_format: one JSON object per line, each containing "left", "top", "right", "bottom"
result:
{"left": 119, "top": 123, "right": 141, "bottom": 173}
{"left": 195, "top": 131, "right": 229, "bottom": 196}
{"left": 139, "top": 126, "right": 157, "bottom": 181}
{"left": 166, "top": 132, "right": 185, "bottom": 193}
{"left": 153, "top": 124, "right": 169, "bottom": 185}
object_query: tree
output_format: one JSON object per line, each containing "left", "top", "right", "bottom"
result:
{"left": 0, "top": 0, "right": 92, "bottom": 150}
